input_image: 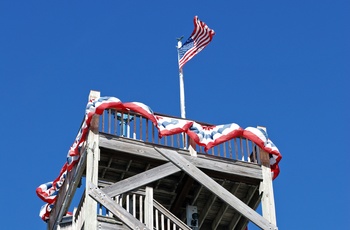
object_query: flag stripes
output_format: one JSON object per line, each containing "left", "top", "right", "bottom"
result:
{"left": 178, "top": 16, "right": 215, "bottom": 69}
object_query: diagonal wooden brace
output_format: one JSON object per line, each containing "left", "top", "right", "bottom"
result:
{"left": 154, "top": 147, "right": 278, "bottom": 230}
{"left": 88, "top": 181, "right": 150, "bottom": 230}
{"left": 102, "top": 162, "right": 180, "bottom": 197}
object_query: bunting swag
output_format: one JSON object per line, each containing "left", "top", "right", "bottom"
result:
{"left": 187, "top": 122, "right": 243, "bottom": 151}
{"left": 36, "top": 96, "right": 282, "bottom": 221}
{"left": 156, "top": 115, "right": 193, "bottom": 136}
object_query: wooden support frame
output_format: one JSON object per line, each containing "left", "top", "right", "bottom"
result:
{"left": 153, "top": 200, "right": 192, "bottom": 230}
{"left": 259, "top": 149, "right": 277, "bottom": 226}
{"left": 84, "top": 90, "right": 100, "bottom": 230}
{"left": 88, "top": 182, "right": 150, "bottom": 230}
{"left": 170, "top": 175, "right": 194, "bottom": 216}
{"left": 198, "top": 180, "right": 226, "bottom": 229}
{"left": 154, "top": 147, "right": 278, "bottom": 230}
{"left": 49, "top": 90, "right": 101, "bottom": 230}
{"left": 234, "top": 188, "right": 262, "bottom": 230}
{"left": 258, "top": 126, "right": 277, "bottom": 226}
{"left": 229, "top": 186, "right": 259, "bottom": 230}
{"left": 211, "top": 183, "right": 240, "bottom": 229}
{"left": 49, "top": 142, "right": 88, "bottom": 230}
{"left": 144, "top": 187, "right": 154, "bottom": 229}
{"left": 101, "top": 162, "right": 180, "bottom": 197}
{"left": 99, "top": 133, "right": 263, "bottom": 183}
{"left": 46, "top": 89, "right": 280, "bottom": 230}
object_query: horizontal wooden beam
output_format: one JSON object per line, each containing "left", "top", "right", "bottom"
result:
{"left": 154, "top": 147, "right": 278, "bottom": 230}
{"left": 99, "top": 134, "right": 262, "bottom": 183}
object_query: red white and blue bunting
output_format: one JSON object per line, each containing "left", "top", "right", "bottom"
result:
{"left": 36, "top": 96, "right": 282, "bottom": 221}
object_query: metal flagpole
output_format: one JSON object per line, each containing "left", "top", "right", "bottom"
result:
{"left": 179, "top": 69, "right": 186, "bottom": 119}
{"left": 177, "top": 38, "right": 188, "bottom": 149}
{"left": 177, "top": 38, "right": 186, "bottom": 119}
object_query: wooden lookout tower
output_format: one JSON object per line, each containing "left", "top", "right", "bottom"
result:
{"left": 40, "top": 90, "right": 281, "bottom": 230}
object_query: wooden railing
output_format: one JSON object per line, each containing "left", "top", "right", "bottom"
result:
{"left": 73, "top": 187, "right": 190, "bottom": 230}
{"left": 100, "top": 109, "right": 188, "bottom": 149}
{"left": 73, "top": 190, "right": 85, "bottom": 230}
{"left": 99, "top": 109, "right": 261, "bottom": 164}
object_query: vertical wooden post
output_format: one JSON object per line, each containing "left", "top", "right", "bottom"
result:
{"left": 145, "top": 187, "right": 154, "bottom": 229}
{"left": 258, "top": 126, "right": 277, "bottom": 227}
{"left": 85, "top": 90, "right": 100, "bottom": 230}
{"left": 188, "top": 137, "right": 197, "bottom": 156}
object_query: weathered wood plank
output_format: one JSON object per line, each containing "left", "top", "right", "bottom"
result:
{"left": 198, "top": 181, "right": 225, "bottom": 229}
{"left": 84, "top": 90, "right": 100, "bottom": 230}
{"left": 97, "top": 215, "right": 130, "bottom": 230}
{"left": 258, "top": 126, "right": 277, "bottom": 227}
{"left": 211, "top": 183, "right": 241, "bottom": 229}
{"left": 88, "top": 182, "right": 149, "bottom": 230}
{"left": 229, "top": 186, "right": 258, "bottom": 230}
{"left": 102, "top": 162, "right": 180, "bottom": 197}
{"left": 144, "top": 187, "right": 153, "bottom": 229}
{"left": 260, "top": 149, "right": 277, "bottom": 226}
{"left": 235, "top": 189, "right": 262, "bottom": 230}
{"left": 170, "top": 175, "right": 194, "bottom": 216}
{"left": 49, "top": 142, "right": 87, "bottom": 230}
{"left": 154, "top": 147, "right": 278, "bottom": 230}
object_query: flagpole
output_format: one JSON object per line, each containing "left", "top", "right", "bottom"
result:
{"left": 177, "top": 39, "right": 188, "bottom": 150}
{"left": 177, "top": 39, "right": 186, "bottom": 119}
{"left": 179, "top": 69, "right": 186, "bottom": 119}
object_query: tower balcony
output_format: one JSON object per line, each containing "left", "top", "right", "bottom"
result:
{"left": 43, "top": 91, "right": 280, "bottom": 230}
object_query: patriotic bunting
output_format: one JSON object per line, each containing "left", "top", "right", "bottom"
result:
{"left": 243, "top": 127, "right": 268, "bottom": 147}
{"left": 36, "top": 163, "right": 67, "bottom": 204}
{"left": 36, "top": 96, "right": 282, "bottom": 221}
{"left": 123, "top": 102, "right": 157, "bottom": 125}
{"left": 39, "top": 203, "right": 54, "bottom": 221}
{"left": 156, "top": 115, "right": 193, "bottom": 136}
{"left": 187, "top": 122, "right": 243, "bottom": 151}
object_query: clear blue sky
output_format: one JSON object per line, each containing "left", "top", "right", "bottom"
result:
{"left": 0, "top": 1, "right": 349, "bottom": 229}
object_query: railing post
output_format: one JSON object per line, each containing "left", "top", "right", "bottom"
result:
{"left": 85, "top": 90, "right": 100, "bottom": 230}
{"left": 188, "top": 136, "right": 197, "bottom": 156}
{"left": 258, "top": 126, "right": 277, "bottom": 227}
{"left": 145, "top": 187, "right": 154, "bottom": 229}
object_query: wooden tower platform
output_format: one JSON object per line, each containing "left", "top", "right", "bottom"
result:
{"left": 47, "top": 90, "right": 279, "bottom": 230}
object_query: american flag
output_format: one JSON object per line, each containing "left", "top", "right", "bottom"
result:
{"left": 178, "top": 16, "right": 215, "bottom": 70}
